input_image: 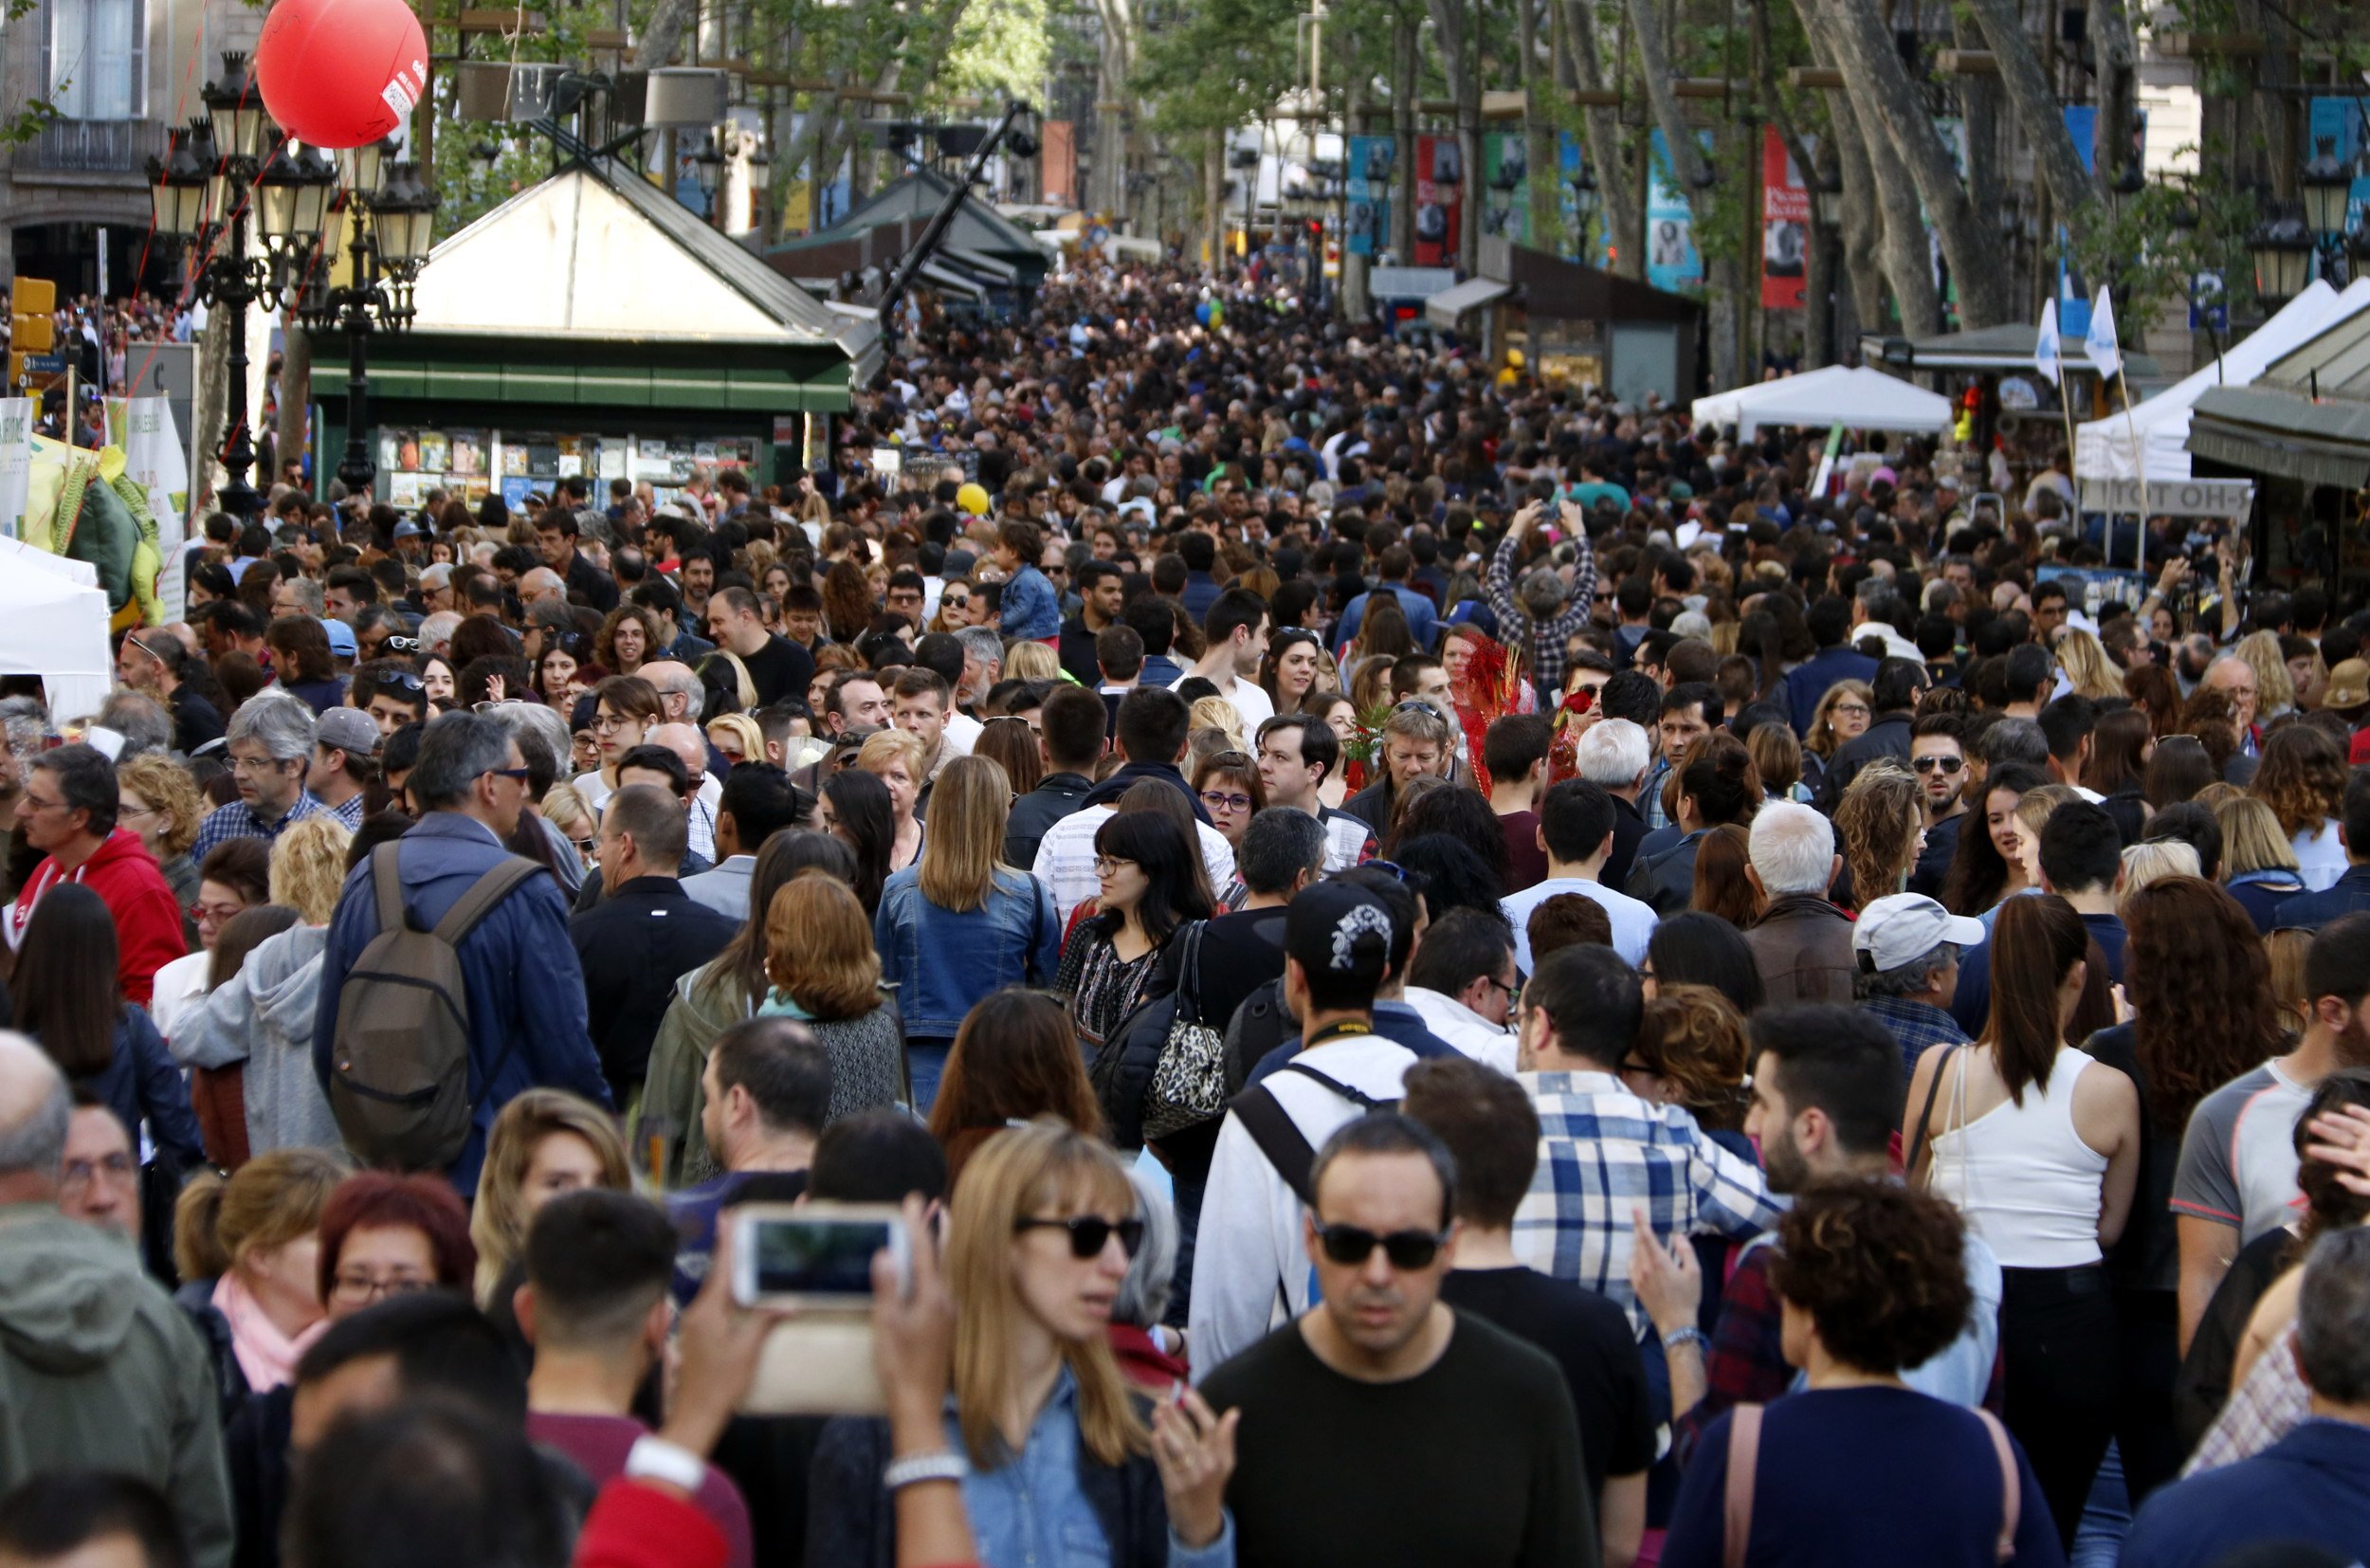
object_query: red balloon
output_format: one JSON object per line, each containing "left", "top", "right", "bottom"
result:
{"left": 254, "top": 0, "right": 428, "bottom": 151}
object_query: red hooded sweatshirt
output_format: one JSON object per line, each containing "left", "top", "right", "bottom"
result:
{"left": 9, "top": 828, "right": 187, "bottom": 1007}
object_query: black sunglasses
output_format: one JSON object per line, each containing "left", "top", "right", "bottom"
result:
{"left": 1316, "top": 1222, "right": 1448, "bottom": 1271}
{"left": 1910, "top": 756, "right": 1964, "bottom": 774}
{"left": 1014, "top": 1214, "right": 1145, "bottom": 1260}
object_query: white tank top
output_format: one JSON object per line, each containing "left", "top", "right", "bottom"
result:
{"left": 1927, "top": 1044, "right": 2107, "bottom": 1268}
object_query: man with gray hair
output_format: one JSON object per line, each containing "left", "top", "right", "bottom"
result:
{"left": 416, "top": 611, "right": 463, "bottom": 661}
{"left": 191, "top": 692, "right": 324, "bottom": 857}
{"left": 953, "top": 626, "right": 1004, "bottom": 715}
{"left": 313, "top": 712, "right": 610, "bottom": 1193}
{"left": 91, "top": 690, "right": 173, "bottom": 760}
{"left": 1574, "top": 717, "right": 1653, "bottom": 894}
{"left": 1742, "top": 801, "right": 1854, "bottom": 1005}
{"left": 1971, "top": 715, "right": 2049, "bottom": 790}
{"left": 1851, "top": 893, "right": 1981, "bottom": 1087}
{"left": 0, "top": 1032, "right": 233, "bottom": 1566}
{"left": 2120, "top": 1225, "right": 2370, "bottom": 1565}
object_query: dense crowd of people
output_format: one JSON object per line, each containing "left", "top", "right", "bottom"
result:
{"left": 0, "top": 258, "right": 2368, "bottom": 1568}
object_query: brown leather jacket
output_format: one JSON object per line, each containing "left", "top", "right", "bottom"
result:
{"left": 1743, "top": 892, "right": 1860, "bottom": 1004}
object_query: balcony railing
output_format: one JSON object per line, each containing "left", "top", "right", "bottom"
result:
{"left": 22, "top": 119, "right": 165, "bottom": 174}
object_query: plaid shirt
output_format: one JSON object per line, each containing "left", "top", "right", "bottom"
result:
{"left": 1486, "top": 528, "right": 1597, "bottom": 702}
{"left": 326, "top": 793, "right": 367, "bottom": 831}
{"left": 1862, "top": 995, "right": 1972, "bottom": 1085}
{"left": 191, "top": 792, "right": 328, "bottom": 860}
{"left": 1512, "top": 1070, "right": 1780, "bottom": 1336}
{"left": 1640, "top": 758, "right": 1672, "bottom": 831}
{"left": 2189, "top": 1322, "right": 2307, "bottom": 1477}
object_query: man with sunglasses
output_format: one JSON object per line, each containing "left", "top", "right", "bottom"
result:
{"left": 1197, "top": 1112, "right": 1594, "bottom": 1568}
{"left": 1907, "top": 714, "right": 1971, "bottom": 896}
{"left": 1190, "top": 881, "right": 1443, "bottom": 1371}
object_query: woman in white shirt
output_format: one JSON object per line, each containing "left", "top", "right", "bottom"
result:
{"left": 2251, "top": 724, "right": 2350, "bottom": 892}
{"left": 1905, "top": 893, "right": 2141, "bottom": 1553}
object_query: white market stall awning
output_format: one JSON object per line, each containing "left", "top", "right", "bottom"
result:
{"left": 1690, "top": 364, "right": 1953, "bottom": 439}
{"left": 2074, "top": 279, "right": 2370, "bottom": 484}
{"left": 0, "top": 537, "right": 112, "bottom": 724}
{"left": 1425, "top": 276, "right": 1513, "bottom": 329}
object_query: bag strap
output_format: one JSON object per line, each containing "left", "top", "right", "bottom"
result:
{"left": 1723, "top": 1404, "right": 1762, "bottom": 1568}
{"left": 430, "top": 857, "right": 543, "bottom": 945}
{"left": 1905, "top": 1042, "right": 1960, "bottom": 1176}
{"left": 1282, "top": 1061, "right": 1397, "bottom": 1112}
{"left": 1173, "top": 920, "right": 1209, "bottom": 1027}
{"left": 371, "top": 844, "right": 408, "bottom": 932}
{"left": 1974, "top": 1409, "right": 2019, "bottom": 1562}
{"left": 1231, "top": 1084, "right": 1319, "bottom": 1207}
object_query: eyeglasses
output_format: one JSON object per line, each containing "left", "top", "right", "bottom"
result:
{"left": 1091, "top": 855, "right": 1139, "bottom": 877}
{"left": 329, "top": 1270, "right": 433, "bottom": 1305}
{"left": 18, "top": 793, "right": 67, "bottom": 814}
{"left": 1831, "top": 702, "right": 1871, "bottom": 718}
{"left": 1199, "top": 789, "right": 1253, "bottom": 812}
{"left": 118, "top": 801, "right": 159, "bottom": 822}
{"left": 1315, "top": 1222, "right": 1449, "bottom": 1270}
{"left": 482, "top": 766, "right": 533, "bottom": 783}
{"left": 228, "top": 755, "right": 296, "bottom": 775}
{"left": 190, "top": 900, "right": 246, "bottom": 929}
{"left": 1477, "top": 974, "right": 1516, "bottom": 1000}
{"left": 61, "top": 1152, "right": 136, "bottom": 1190}
{"left": 1014, "top": 1214, "right": 1145, "bottom": 1260}
{"left": 1911, "top": 756, "right": 1965, "bottom": 775}
{"left": 592, "top": 714, "right": 632, "bottom": 733}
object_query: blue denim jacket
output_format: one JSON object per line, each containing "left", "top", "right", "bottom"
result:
{"left": 1001, "top": 563, "right": 1062, "bottom": 641}
{"left": 873, "top": 866, "right": 1061, "bottom": 1039}
{"left": 951, "top": 1370, "right": 1232, "bottom": 1568}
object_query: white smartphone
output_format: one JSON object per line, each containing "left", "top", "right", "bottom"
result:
{"left": 730, "top": 1202, "right": 909, "bottom": 1310}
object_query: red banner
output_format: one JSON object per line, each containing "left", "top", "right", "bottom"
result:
{"left": 1041, "top": 120, "right": 1076, "bottom": 209}
{"left": 1413, "top": 135, "right": 1462, "bottom": 267}
{"left": 1761, "top": 127, "right": 1809, "bottom": 310}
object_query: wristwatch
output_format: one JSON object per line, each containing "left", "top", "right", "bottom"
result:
{"left": 624, "top": 1434, "right": 708, "bottom": 1493}
{"left": 883, "top": 1450, "right": 971, "bottom": 1491}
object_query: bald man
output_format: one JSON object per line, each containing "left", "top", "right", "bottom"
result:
{"left": 518, "top": 568, "right": 567, "bottom": 611}
{"left": 649, "top": 721, "right": 721, "bottom": 862}
{"left": 0, "top": 1033, "right": 233, "bottom": 1566}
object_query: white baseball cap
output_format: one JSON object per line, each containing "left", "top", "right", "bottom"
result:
{"left": 1852, "top": 894, "right": 1985, "bottom": 975}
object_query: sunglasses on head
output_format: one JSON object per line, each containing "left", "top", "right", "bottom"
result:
{"left": 1316, "top": 1222, "right": 1448, "bottom": 1270}
{"left": 1014, "top": 1214, "right": 1145, "bottom": 1260}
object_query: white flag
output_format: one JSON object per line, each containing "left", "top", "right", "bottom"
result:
{"left": 2035, "top": 299, "right": 2062, "bottom": 381}
{"left": 2087, "top": 285, "right": 2122, "bottom": 379}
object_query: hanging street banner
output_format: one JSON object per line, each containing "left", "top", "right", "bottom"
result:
{"left": 1761, "top": 127, "right": 1810, "bottom": 310}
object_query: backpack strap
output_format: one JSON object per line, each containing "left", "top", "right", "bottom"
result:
{"left": 1723, "top": 1404, "right": 1762, "bottom": 1568}
{"left": 1905, "top": 1042, "right": 1960, "bottom": 1177}
{"left": 1230, "top": 1084, "right": 1318, "bottom": 1207}
{"left": 430, "top": 857, "right": 543, "bottom": 945}
{"left": 371, "top": 844, "right": 408, "bottom": 931}
{"left": 1974, "top": 1409, "right": 2019, "bottom": 1562}
{"left": 1281, "top": 1061, "right": 1398, "bottom": 1112}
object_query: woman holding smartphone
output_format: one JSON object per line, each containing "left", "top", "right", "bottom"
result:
{"left": 807, "top": 1119, "right": 1238, "bottom": 1567}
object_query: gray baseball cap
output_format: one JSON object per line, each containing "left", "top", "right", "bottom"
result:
{"left": 1852, "top": 894, "right": 1984, "bottom": 974}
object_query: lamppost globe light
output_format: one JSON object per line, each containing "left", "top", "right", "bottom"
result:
{"left": 203, "top": 52, "right": 268, "bottom": 162}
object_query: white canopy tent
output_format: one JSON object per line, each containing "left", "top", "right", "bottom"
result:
{"left": 2074, "top": 279, "right": 2370, "bottom": 483}
{"left": 1691, "top": 364, "right": 1953, "bottom": 439}
{"left": 0, "top": 538, "right": 112, "bottom": 723}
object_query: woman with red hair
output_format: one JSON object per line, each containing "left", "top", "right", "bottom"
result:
{"left": 316, "top": 1172, "right": 478, "bottom": 1321}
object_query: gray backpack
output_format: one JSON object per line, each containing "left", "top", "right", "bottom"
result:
{"left": 327, "top": 845, "right": 540, "bottom": 1170}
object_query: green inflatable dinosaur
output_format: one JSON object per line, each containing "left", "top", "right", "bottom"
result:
{"left": 21, "top": 435, "right": 163, "bottom": 630}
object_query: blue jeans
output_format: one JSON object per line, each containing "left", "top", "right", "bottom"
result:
{"left": 907, "top": 1041, "right": 952, "bottom": 1114}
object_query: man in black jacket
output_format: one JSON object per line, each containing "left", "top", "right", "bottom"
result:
{"left": 1005, "top": 685, "right": 1106, "bottom": 868}
{"left": 1057, "top": 561, "right": 1127, "bottom": 688}
{"left": 535, "top": 512, "right": 618, "bottom": 613}
{"left": 570, "top": 784, "right": 738, "bottom": 1103}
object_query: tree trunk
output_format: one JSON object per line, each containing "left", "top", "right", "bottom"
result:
{"left": 1393, "top": 12, "right": 1417, "bottom": 264}
{"left": 633, "top": 0, "right": 695, "bottom": 68}
{"left": 1521, "top": 0, "right": 1557, "bottom": 246}
{"left": 277, "top": 324, "right": 310, "bottom": 494}
{"left": 1091, "top": 0, "right": 1135, "bottom": 217}
{"left": 1959, "top": 0, "right": 2101, "bottom": 233}
{"left": 2087, "top": 0, "right": 2137, "bottom": 186}
{"left": 191, "top": 304, "right": 229, "bottom": 508}
{"left": 1952, "top": 6, "right": 2002, "bottom": 229}
{"left": 1864, "top": 105, "right": 1941, "bottom": 336}
{"left": 1342, "top": 45, "right": 1371, "bottom": 319}
{"left": 1422, "top": 0, "right": 1483, "bottom": 275}
{"left": 1554, "top": 0, "right": 1638, "bottom": 275}
{"left": 1822, "top": 65, "right": 1886, "bottom": 341}
{"left": 1814, "top": 0, "right": 2009, "bottom": 327}
{"left": 1620, "top": 0, "right": 1741, "bottom": 382}
{"left": 1205, "top": 126, "right": 1226, "bottom": 270}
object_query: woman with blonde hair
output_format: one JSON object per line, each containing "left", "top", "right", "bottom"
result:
{"left": 173, "top": 813, "right": 356, "bottom": 1161}
{"left": 173, "top": 1147, "right": 351, "bottom": 1412}
{"left": 874, "top": 757, "right": 1060, "bottom": 1111}
{"left": 1188, "top": 696, "right": 1247, "bottom": 753}
{"left": 117, "top": 752, "right": 206, "bottom": 931}
{"left": 807, "top": 1119, "right": 1235, "bottom": 1564}
{"left": 2216, "top": 794, "right": 2309, "bottom": 933}
{"left": 468, "top": 1087, "right": 630, "bottom": 1304}
{"left": 541, "top": 781, "right": 598, "bottom": 872}
{"left": 2232, "top": 629, "right": 2299, "bottom": 720}
{"left": 1805, "top": 680, "right": 1873, "bottom": 770}
{"left": 759, "top": 870, "right": 908, "bottom": 1112}
{"left": 2117, "top": 839, "right": 2202, "bottom": 909}
{"left": 2055, "top": 628, "right": 2124, "bottom": 702}
{"left": 1004, "top": 640, "right": 1061, "bottom": 684}
{"left": 857, "top": 726, "right": 929, "bottom": 873}
{"left": 704, "top": 712, "right": 767, "bottom": 769}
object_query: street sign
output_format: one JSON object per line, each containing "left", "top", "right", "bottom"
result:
{"left": 20, "top": 355, "right": 64, "bottom": 376}
{"left": 2075, "top": 477, "right": 2254, "bottom": 519}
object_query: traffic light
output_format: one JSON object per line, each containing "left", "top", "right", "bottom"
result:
{"left": 9, "top": 278, "right": 56, "bottom": 390}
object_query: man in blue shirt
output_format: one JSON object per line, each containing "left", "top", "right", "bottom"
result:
{"left": 2122, "top": 1226, "right": 2370, "bottom": 1568}
{"left": 1332, "top": 544, "right": 1441, "bottom": 653}
{"left": 313, "top": 713, "right": 610, "bottom": 1194}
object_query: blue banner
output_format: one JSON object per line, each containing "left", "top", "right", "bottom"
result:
{"left": 1646, "top": 129, "right": 1703, "bottom": 292}
{"left": 1345, "top": 136, "right": 1394, "bottom": 258}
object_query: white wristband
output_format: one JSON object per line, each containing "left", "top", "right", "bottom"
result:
{"left": 624, "top": 1434, "right": 708, "bottom": 1493}
{"left": 884, "top": 1450, "right": 971, "bottom": 1491}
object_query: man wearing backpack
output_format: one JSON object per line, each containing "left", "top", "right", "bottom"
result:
{"left": 1189, "top": 878, "right": 1432, "bottom": 1372}
{"left": 312, "top": 713, "right": 610, "bottom": 1193}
